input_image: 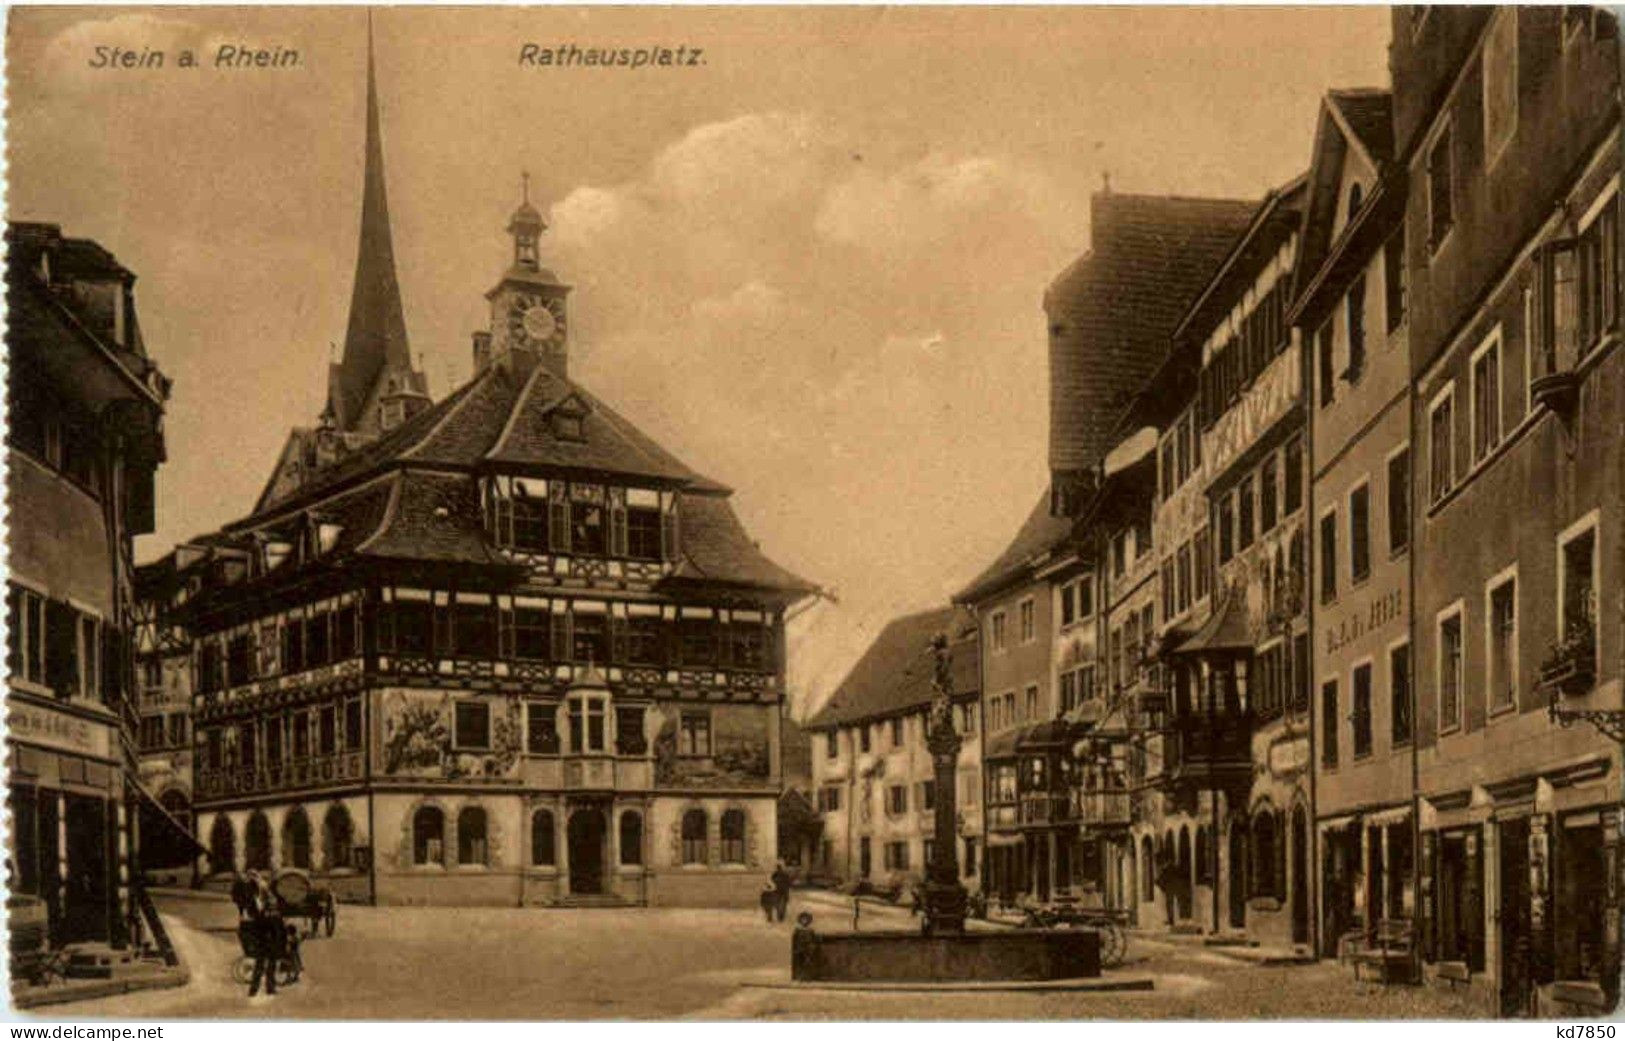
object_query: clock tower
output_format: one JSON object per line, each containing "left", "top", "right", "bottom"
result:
{"left": 481, "top": 173, "right": 571, "bottom": 380}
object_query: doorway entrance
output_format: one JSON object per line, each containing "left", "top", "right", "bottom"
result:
{"left": 1228, "top": 821, "right": 1247, "bottom": 929}
{"left": 1498, "top": 817, "right": 1533, "bottom": 1017}
{"left": 568, "top": 808, "right": 606, "bottom": 894}
{"left": 62, "top": 794, "right": 111, "bottom": 944}
{"left": 1290, "top": 806, "right": 1310, "bottom": 945}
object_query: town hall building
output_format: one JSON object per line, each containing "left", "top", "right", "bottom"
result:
{"left": 167, "top": 35, "right": 813, "bottom": 907}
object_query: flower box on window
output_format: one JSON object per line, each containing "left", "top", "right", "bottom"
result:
{"left": 1540, "top": 622, "right": 1597, "bottom": 697}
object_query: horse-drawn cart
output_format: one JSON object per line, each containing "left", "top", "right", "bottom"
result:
{"left": 272, "top": 869, "right": 338, "bottom": 938}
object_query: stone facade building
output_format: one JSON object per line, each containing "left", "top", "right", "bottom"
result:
{"left": 1395, "top": 5, "right": 1622, "bottom": 1015}
{"left": 5, "top": 221, "right": 174, "bottom": 951}
{"left": 805, "top": 606, "right": 981, "bottom": 894}
{"left": 1292, "top": 88, "right": 1416, "bottom": 961}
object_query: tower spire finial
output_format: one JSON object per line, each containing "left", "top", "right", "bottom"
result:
{"left": 327, "top": 8, "right": 415, "bottom": 434}
{"left": 522, "top": 170, "right": 531, "bottom": 205}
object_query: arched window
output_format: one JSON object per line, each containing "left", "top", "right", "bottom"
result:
{"left": 413, "top": 806, "right": 444, "bottom": 865}
{"left": 323, "top": 805, "right": 353, "bottom": 870}
{"left": 209, "top": 816, "right": 236, "bottom": 874}
{"left": 282, "top": 806, "right": 312, "bottom": 869}
{"left": 458, "top": 806, "right": 488, "bottom": 865}
{"left": 619, "top": 811, "right": 643, "bottom": 866}
{"left": 681, "top": 809, "right": 707, "bottom": 864}
{"left": 1140, "top": 835, "right": 1154, "bottom": 900}
{"left": 720, "top": 809, "right": 747, "bottom": 864}
{"left": 531, "top": 810, "right": 556, "bottom": 867}
{"left": 1252, "top": 810, "right": 1278, "bottom": 898}
{"left": 160, "top": 789, "right": 191, "bottom": 831}
{"left": 245, "top": 811, "right": 272, "bottom": 871}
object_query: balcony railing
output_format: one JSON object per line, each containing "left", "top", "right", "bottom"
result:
{"left": 1161, "top": 711, "right": 1253, "bottom": 789}
{"left": 1078, "top": 790, "right": 1132, "bottom": 829}
{"left": 1018, "top": 794, "right": 1074, "bottom": 827}
{"left": 196, "top": 750, "right": 365, "bottom": 800}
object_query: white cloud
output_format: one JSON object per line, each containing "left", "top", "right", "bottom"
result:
{"left": 532, "top": 112, "right": 1066, "bottom": 709}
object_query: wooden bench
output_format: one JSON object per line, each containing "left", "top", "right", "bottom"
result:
{"left": 1352, "top": 918, "right": 1417, "bottom": 984}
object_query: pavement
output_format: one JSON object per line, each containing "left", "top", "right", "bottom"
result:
{"left": 29, "top": 890, "right": 1492, "bottom": 1020}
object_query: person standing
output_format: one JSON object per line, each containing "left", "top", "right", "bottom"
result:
{"left": 770, "top": 862, "right": 792, "bottom": 923}
{"left": 1154, "top": 852, "right": 1180, "bottom": 931}
{"left": 246, "top": 874, "right": 284, "bottom": 998}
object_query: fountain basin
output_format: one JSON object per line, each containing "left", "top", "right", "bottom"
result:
{"left": 791, "top": 927, "right": 1101, "bottom": 983}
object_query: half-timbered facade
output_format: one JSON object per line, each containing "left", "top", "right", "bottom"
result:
{"left": 175, "top": 41, "right": 811, "bottom": 908}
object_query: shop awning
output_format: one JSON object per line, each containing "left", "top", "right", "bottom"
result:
{"left": 133, "top": 781, "right": 206, "bottom": 869}
{"left": 985, "top": 832, "right": 1025, "bottom": 848}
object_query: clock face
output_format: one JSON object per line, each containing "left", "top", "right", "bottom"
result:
{"left": 508, "top": 294, "right": 566, "bottom": 350}
{"left": 522, "top": 304, "right": 557, "bottom": 342}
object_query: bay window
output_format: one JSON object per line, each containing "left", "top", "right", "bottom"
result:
{"left": 568, "top": 692, "right": 608, "bottom": 753}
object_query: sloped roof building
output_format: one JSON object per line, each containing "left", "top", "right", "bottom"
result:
{"left": 163, "top": 31, "right": 811, "bottom": 909}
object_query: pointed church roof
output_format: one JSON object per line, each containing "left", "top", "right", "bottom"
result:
{"left": 326, "top": 23, "right": 416, "bottom": 432}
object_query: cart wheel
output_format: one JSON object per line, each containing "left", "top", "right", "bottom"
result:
{"left": 231, "top": 956, "right": 255, "bottom": 986}
{"left": 323, "top": 898, "right": 336, "bottom": 937}
{"left": 1102, "top": 922, "right": 1127, "bottom": 968}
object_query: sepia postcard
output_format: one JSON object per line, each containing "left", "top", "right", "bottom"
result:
{"left": 3, "top": 2, "right": 1624, "bottom": 1023}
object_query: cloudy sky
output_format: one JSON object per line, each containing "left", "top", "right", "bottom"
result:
{"left": 8, "top": 6, "right": 1390, "bottom": 716}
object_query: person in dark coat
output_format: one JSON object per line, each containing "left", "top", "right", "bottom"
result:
{"left": 770, "top": 863, "right": 792, "bottom": 922}
{"left": 1154, "top": 853, "right": 1181, "bottom": 930}
{"left": 245, "top": 875, "right": 284, "bottom": 997}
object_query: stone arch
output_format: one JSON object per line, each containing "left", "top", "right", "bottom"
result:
{"left": 679, "top": 806, "right": 708, "bottom": 865}
{"left": 208, "top": 814, "right": 237, "bottom": 875}
{"left": 719, "top": 807, "right": 748, "bottom": 865}
{"left": 457, "top": 805, "right": 489, "bottom": 866}
{"left": 406, "top": 800, "right": 448, "bottom": 867}
{"left": 245, "top": 810, "right": 273, "bottom": 871}
{"left": 531, "top": 807, "right": 557, "bottom": 867}
{"left": 281, "top": 805, "right": 313, "bottom": 870}
{"left": 618, "top": 809, "right": 643, "bottom": 867}
{"left": 322, "top": 803, "right": 354, "bottom": 871}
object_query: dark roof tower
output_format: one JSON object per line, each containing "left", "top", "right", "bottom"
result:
{"left": 324, "top": 15, "right": 426, "bottom": 434}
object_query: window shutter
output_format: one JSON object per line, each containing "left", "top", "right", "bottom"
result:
{"left": 610, "top": 614, "right": 628, "bottom": 664}
{"left": 548, "top": 483, "right": 570, "bottom": 553}
{"left": 551, "top": 608, "right": 572, "bottom": 662}
{"left": 45, "top": 600, "right": 78, "bottom": 697}
{"left": 101, "top": 625, "right": 121, "bottom": 705}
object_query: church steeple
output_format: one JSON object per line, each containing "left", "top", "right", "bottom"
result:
{"left": 325, "top": 15, "right": 423, "bottom": 434}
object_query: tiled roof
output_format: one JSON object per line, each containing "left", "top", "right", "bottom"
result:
{"left": 354, "top": 471, "right": 502, "bottom": 566}
{"left": 1329, "top": 88, "right": 1395, "bottom": 164}
{"left": 666, "top": 494, "right": 814, "bottom": 593}
{"left": 483, "top": 365, "right": 724, "bottom": 488}
{"left": 219, "top": 351, "right": 807, "bottom": 594}
{"left": 955, "top": 489, "right": 1073, "bottom": 604}
{"left": 806, "top": 605, "right": 978, "bottom": 730}
{"left": 1047, "top": 193, "right": 1258, "bottom": 475}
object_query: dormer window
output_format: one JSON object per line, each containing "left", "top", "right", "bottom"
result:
{"left": 264, "top": 540, "right": 294, "bottom": 571}
{"left": 552, "top": 411, "right": 584, "bottom": 442}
